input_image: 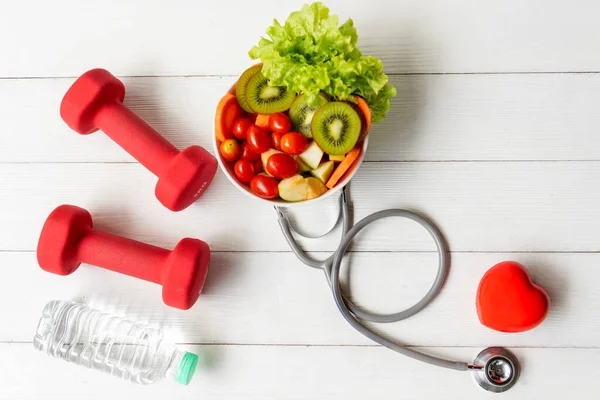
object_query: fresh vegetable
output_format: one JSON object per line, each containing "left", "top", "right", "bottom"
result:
{"left": 298, "top": 141, "right": 323, "bottom": 170}
{"left": 246, "top": 125, "right": 271, "bottom": 153}
{"left": 236, "top": 64, "right": 263, "bottom": 113}
{"left": 215, "top": 94, "right": 243, "bottom": 142}
{"left": 255, "top": 114, "right": 270, "bottom": 129}
{"left": 250, "top": 174, "right": 280, "bottom": 199}
{"left": 220, "top": 139, "right": 241, "bottom": 162}
{"left": 232, "top": 117, "right": 252, "bottom": 140}
{"left": 310, "top": 160, "right": 334, "bottom": 183}
{"left": 306, "top": 177, "right": 327, "bottom": 200}
{"left": 326, "top": 147, "right": 361, "bottom": 189}
{"left": 261, "top": 148, "right": 283, "bottom": 173}
{"left": 245, "top": 72, "right": 296, "bottom": 114}
{"left": 241, "top": 141, "right": 261, "bottom": 162}
{"left": 269, "top": 112, "right": 291, "bottom": 134}
{"left": 278, "top": 175, "right": 309, "bottom": 202}
{"left": 249, "top": 2, "right": 396, "bottom": 123}
{"left": 311, "top": 102, "right": 361, "bottom": 155}
{"left": 289, "top": 93, "right": 328, "bottom": 138}
{"left": 266, "top": 153, "right": 298, "bottom": 179}
{"left": 234, "top": 159, "right": 256, "bottom": 183}
{"left": 280, "top": 132, "right": 308, "bottom": 155}
{"left": 354, "top": 95, "right": 371, "bottom": 141}
{"left": 271, "top": 130, "right": 285, "bottom": 150}
{"left": 254, "top": 159, "right": 264, "bottom": 173}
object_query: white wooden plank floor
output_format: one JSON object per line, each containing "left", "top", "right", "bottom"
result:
{"left": 1, "top": 1, "right": 600, "bottom": 398}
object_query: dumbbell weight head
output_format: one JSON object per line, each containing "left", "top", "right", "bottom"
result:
{"left": 162, "top": 238, "right": 210, "bottom": 310}
{"left": 156, "top": 145, "right": 218, "bottom": 212}
{"left": 60, "top": 69, "right": 125, "bottom": 135}
{"left": 37, "top": 205, "right": 92, "bottom": 276}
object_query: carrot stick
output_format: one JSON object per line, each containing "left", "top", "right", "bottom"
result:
{"left": 255, "top": 114, "right": 270, "bottom": 129}
{"left": 215, "top": 94, "right": 243, "bottom": 142}
{"left": 326, "top": 147, "right": 362, "bottom": 189}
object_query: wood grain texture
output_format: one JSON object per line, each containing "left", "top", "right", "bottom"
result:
{"left": 2, "top": 252, "right": 599, "bottom": 347}
{"left": 1, "top": 1, "right": 600, "bottom": 77}
{"left": 2, "top": 74, "right": 600, "bottom": 163}
{"left": 0, "top": 344, "right": 597, "bottom": 399}
{"left": 1, "top": 162, "right": 598, "bottom": 252}
{"left": 2, "top": 1, "right": 598, "bottom": 397}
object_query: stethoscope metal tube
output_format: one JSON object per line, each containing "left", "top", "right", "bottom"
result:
{"left": 275, "top": 186, "right": 519, "bottom": 392}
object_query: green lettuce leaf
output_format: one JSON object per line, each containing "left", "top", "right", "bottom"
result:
{"left": 249, "top": 2, "right": 396, "bottom": 124}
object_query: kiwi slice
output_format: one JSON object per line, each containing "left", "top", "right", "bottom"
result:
{"left": 311, "top": 102, "right": 361, "bottom": 156}
{"left": 236, "top": 64, "right": 263, "bottom": 113}
{"left": 245, "top": 72, "right": 295, "bottom": 114}
{"left": 289, "top": 94, "right": 328, "bottom": 139}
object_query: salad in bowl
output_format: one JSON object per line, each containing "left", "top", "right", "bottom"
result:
{"left": 214, "top": 2, "right": 396, "bottom": 205}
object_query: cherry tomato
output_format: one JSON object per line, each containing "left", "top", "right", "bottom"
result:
{"left": 232, "top": 117, "right": 252, "bottom": 140}
{"left": 220, "top": 139, "right": 241, "bottom": 162}
{"left": 280, "top": 132, "right": 308, "bottom": 155}
{"left": 269, "top": 112, "right": 292, "bottom": 134}
{"left": 271, "top": 131, "right": 286, "bottom": 150}
{"left": 266, "top": 153, "right": 298, "bottom": 179}
{"left": 246, "top": 125, "right": 271, "bottom": 154}
{"left": 250, "top": 174, "right": 279, "bottom": 199}
{"left": 254, "top": 160, "right": 263, "bottom": 173}
{"left": 234, "top": 159, "right": 256, "bottom": 183}
{"left": 241, "top": 141, "right": 260, "bottom": 162}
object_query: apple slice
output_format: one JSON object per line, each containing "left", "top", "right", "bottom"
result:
{"left": 294, "top": 156, "right": 312, "bottom": 173}
{"left": 306, "top": 177, "right": 328, "bottom": 200}
{"left": 261, "top": 148, "right": 283, "bottom": 176}
{"left": 278, "top": 175, "right": 308, "bottom": 202}
{"left": 299, "top": 141, "right": 323, "bottom": 170}
{"left": 329, "top": 154, "right": 345, "bottom": 162}
{"left": 310, "top": 160, "right": 334, "bottom": 183}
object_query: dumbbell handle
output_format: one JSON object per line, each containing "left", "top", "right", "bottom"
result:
{"left": 76, "top": 230, "right": 168, "bottom": 284}
{"left": 95, "top": 102, "right": 179, "bottom": 177}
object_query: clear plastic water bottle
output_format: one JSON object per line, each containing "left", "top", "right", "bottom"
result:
{"left": 33, "top": 300, "right": 198, "bottom": 385}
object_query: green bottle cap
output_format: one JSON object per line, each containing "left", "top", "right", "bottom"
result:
{"left": 176, "top": 352, "right": 199, "bottom": 385}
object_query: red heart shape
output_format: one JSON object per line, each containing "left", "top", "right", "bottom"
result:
{"left": 476, "top": 261, "right": 550, "bottom": 333}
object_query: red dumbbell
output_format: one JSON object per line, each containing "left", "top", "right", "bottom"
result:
{"left": 37, "top": 205, "right": 210, "bottom": 310}
{"left": 60, "top": 68, "right": 217, "bottom": 212}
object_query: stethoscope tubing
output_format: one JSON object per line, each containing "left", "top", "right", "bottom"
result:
{"left": 276, "top": 186, "right": 470, "bottom": 371}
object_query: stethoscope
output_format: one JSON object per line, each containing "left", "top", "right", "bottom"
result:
{"left": 275, "top": 185, "right": 520, "bottom": 393}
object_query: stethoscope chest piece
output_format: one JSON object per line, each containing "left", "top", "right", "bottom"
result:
{"left": 472, "top": 347, "right": 520, "bottom": 393}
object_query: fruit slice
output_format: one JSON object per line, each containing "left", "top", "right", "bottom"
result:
{"left": 298, "top": 141, "right": 324, "bottom": 170}
{"left": 310, "top": 160, "right": 335, "bottom": 184}
{"left": 289, "top": 93, "right": 328, "bottom": 138}
{"left": 255, "top": 114, "right": 270, "bottom": 129}
{"left": 278, "top": 175, "right": 309, "bottom": 202}
{"left": 261, "top": 148, "right": 283, "bottom": 175}
{"left": 326, "top": 147, "right": 362, "bottom": 189}
{"left": 246, "top": 72, "right": 295, "bottom": 114}
{"left": 294, "top": 156, "right": 311, "bottom": 173}
{"left": 236, "top": 64, "right": 263, "bottom": 113}
{"left": 353, "top": 95, "right": 372, "bottom": 142}
{"left": 311, "top": 102, "right": 361, "bottom": 155}
{"left": 306, "top": 177, "right": 328, "bottom": 200}
{"left": 329, "top": 154, "right": 345, "bottom": 162}
{"left": 215, "top": 94, "right": 243, "bottom": 142}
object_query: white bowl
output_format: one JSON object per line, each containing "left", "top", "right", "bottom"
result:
{"left": 213, "top": 82, "right": 369, "bottom": 208}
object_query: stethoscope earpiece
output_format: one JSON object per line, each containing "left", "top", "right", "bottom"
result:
{"left": 471, "top": 347, "right": 520, "bottom": 393}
